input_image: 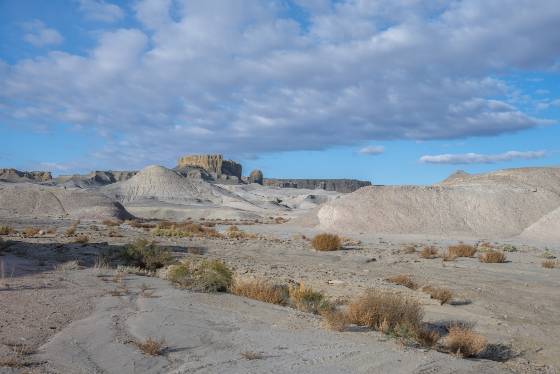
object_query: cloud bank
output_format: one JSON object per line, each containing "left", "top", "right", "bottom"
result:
{"left": 22, "top": 20, "right": 63, "bottom": 47}
{"left": 2, "top": 0, "right": 559, "bottom": 167}
{"left": 420, "top": 151, "right": 547, "bottom": 165}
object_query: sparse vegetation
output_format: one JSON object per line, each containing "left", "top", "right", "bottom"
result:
{"left": 321, "top": 308, "right": 348, "bottom": 331}
{"left": 401, "top": 245, "right": 417, "bottom": 254}
{"left": 74, "top": 234, "right": 89, "bottom": 244}
{"left": 102, "top": 219, "right": 122, "bottom": 227}
{"left": 136, "top": 337, "right": 166, "bottom": 356}
{"left": 152, "top": 222, "right": 222, "bottom": 238}
{"left": 479, "top": 250, "right": 507, "bottom": 263}
{"left": 447, "top": 244, "right": 477, "bottom": 258}
{"left": 227, "top": 225, "right": 257, "bottom": 239}
{"left": 345, "top": 290, "right": 423, "bottom": 338}
{"left": 311, "top": 233, "right": 342, "bottom": 251}
{"left": 167, "top": 259, "right": 233, "bottom": 292}
{"left": 120, "top": 239, "right": 174, "bottom": 271}
{"left": 231, "top": 278, "right": 288, "bottom": 305}
{"left": 422, "top": 286, "right": 453, "bottom": 305}
{"left": 542, "top": 260, "right": 557, "bottom": 269}
{"left": 65, "top": 222, "right": 78, "bottom": 237}
{"left": 288, "top": 283, "right": 331, "bottom": 314}
{"left": 0, "top": 226, "right": 15, "bottom": 235}
{"left": 542, "top": 250, "right": 556, "bottom": 259}
{"left": 241, "top": 351, "right": 265, "bottom": 360}
{"left": 419, "top": 246, "right": 438, "bottom": 259}
{"left": 415, "top": 326, "right": 441, "bottom": 347}
{"left": 444, "top": 325, "right": 487, "bottom": 357}
{"left": 386, "top": 274, "right": 418, "bottom": 290}
{"left": 21, "top": 227, "right": 40, "bottom": 238}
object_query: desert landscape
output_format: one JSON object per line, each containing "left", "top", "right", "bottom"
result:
{"left": 1, "top": 154, "right": 559, "bottom": 374}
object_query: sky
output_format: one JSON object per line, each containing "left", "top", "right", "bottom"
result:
{"left": 1, "top": 0, "right": 559, "bottom": 185}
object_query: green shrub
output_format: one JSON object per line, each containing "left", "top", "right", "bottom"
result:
{"left": 167, "top": 259, "right": 232, "bottom": 292}
{"left": 120, "top": 239, "right": 174, "bottom": 271}
{"left": 288, "top": 283, "right": 331, "bottom": 314}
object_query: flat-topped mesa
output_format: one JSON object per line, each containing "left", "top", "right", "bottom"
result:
{"left": 263, "top": 178, "right": 371, "bottom": 193}
{"left": 0, "top": 168, "right": 52, "bottom": 182}
{"left": 177, "top": 154, "right": 242, "bottom": 181}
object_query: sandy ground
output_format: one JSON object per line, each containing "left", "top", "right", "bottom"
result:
{"left": 1, "top": 218, "right": 558, "bottom": 373}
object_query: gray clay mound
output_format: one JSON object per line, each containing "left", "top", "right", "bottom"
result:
{"left": 519, "top": 206, "right": 560, "bottom": 243}
{"left": 314, "top": 167, "right": 560, "bottom": 238}
{"left": 0, "top": 182, "right": 131, "bottom": 220}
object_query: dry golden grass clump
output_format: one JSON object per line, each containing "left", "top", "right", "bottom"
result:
{"left": 321, "top": 309, "right": 348, "bottom": 331}
{"left": 422, "top": 286, "right": 453, "bottom": 305}
{"left": 240, "top": 351, "right": 265, "bottom": 360}
{"left": 419, "top": 246, "right": 439, "bottom": 259}
{"left": 21, "top": 227, "right": 41, "bottom": 238}
{"left": 231, "top": 278, "right": 289, "bottom": 305}
{"left": 288, "top": 283, "right": 330, "bottom": 314}
{"left": 345, "top": 290, "right": 423, "bottom": 337}
{"left": 65, "top": 222, "right": 79, "bottom": 237}
{"left": 102, "top": 219, "right": 122, "bottom": 227}
{"left": 386, "top": 274, "right": 418, "bottom": 290}
{"left": 401, "top": 245, "right": 417, "bottom": 254}
{"left": 311, "top": 233, "right": 342, "bottom": 251}
{"left": 74, "top": 234, "right": 89, "bottom": 244}
{"left": 167, "top": 259, "right": 233, "bottom": 292}
{"left": 415, "top": 326, "right": 441, "bottom": 347}
{"left": 542, "top": 260, "right": 557, "bottom": 269}
{"left": 0, "top": 226, "right": 15, "bottom": 235}
{"left": 120, "top": 239, "right": 174, "bottom": 271}
{"left": 152, "top": 222, "right": 222, "bottom": 238}
{"left": 227, "top": 225, "right": 257, "bottom": 239}
{"left": 442, "top": 251, "right": 458, "bottom": 262}
{"left": 444, "top": 325, "right": 487, "bottom": 357}
{"left": 479, "top": 250, "right": 507, "bottom": 263}
{"left": 447, "top": 244, "right": 477, "bottom": 258}
{"left": 128, "top": 219, "right": 156, "bottom": 229}
{"left": 136, "top": 337, "right": 166, "bottom": 356}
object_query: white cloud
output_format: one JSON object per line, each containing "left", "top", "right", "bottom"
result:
{"left": 359, "top": 145, "right": 385, "bottom": 155}
{"left": 78, "top": 0, "right": 124, "bottom": 22}
{"left": 2, "top": 0, "right": 560, "bottom": 168}
{"left": 420, "top": 151, "right": 547, "bottom": 164}
{"left": 22, "top": 20, "right": 63, "bottom": 47}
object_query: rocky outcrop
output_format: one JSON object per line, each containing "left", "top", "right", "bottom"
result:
{"left": 56, "top": 171, "right": 137, "bottom": 188}
{"left": 0, "top": 168, "right": 52, "bottom": 183}
{"left": 263, "top": 178, "right": 371, "bottom": 193}
{"left": 248, "top": 169, "right": 264, "bottom": 185}
{"left": 177, "top": 154, "right": 242, "bottom": 180}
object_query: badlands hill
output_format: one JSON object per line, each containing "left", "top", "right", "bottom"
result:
{"left": 0, "top": 182, "right": 130, "bottom": 220}
{"left": 313, "top": 167, "right": 560, "bottom": 241}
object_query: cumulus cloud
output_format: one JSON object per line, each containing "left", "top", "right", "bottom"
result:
{"left": 420, "top": 151, "right": 547, "bottom": 164}
{"left": 2, "top": 0, "right": 560, "bottom": 168}
{"left": 22, "top": 20, "right": 63, "bottom": 47}
{"left": 359, "top": 145, "right": 384, "bottom": 155}
{"left": 77, "top": 0, "right": 124, "bottom": 22}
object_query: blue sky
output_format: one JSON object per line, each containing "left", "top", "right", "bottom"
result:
{"left": 1, "top": 0, "right": 559, "bottom": 185}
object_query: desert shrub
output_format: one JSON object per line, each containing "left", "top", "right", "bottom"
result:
{"left": 65, "top": 223, "right": 78, "bottom": 237}
{"left": 542, "top": 250, "right": 556, "bottom": 259}
{"left": 0, "top": 226, "right": 15, "bottom": 235}
{"left": 500, "top": 244, "right": 517, "bottom": 252}
{"left": 231, "top": 278, "right": 289, "bottom": 305}
{"left": 442, "top": 251, "right": 458, "bottom": 262}
{"left": 128, "top": 219, "right": 156, "bottom": 229}
{"left": 227, "top": 226, "right": 257, "bottom": 239}
{"left": 420, "top": 246, "right": 438, "bottom": 259}
{"left": 102, "top": 219, "right": 122, "bottom": 227}
{"left": 275, "top": 217, "right": 288, "bottom": 224}
{"left": 288, "top": 283, "right": 331, "bottom": 314}
{"left": 167, "top": 259, "right": 232, "bottom": 292}
{"left": 479, "top": 251, "right": 506, "bottom": 263}
{"left": 447, "top": 244, "right": 477, "bottom": 258}
{"left": 345, "top": 290, "right": 423, "bottom": 336}
{"left": 415, "top": 326, "right": 441, "bottom": 347}
{"left": 152, "top": 222, "right": 222, "bottom": 238}
{"left": 74, "top": 234, "right": 89, "bottom": 244}
{"left": 542, "top": 260, "right": 557, "bottom": 269}
{"left": 444, "top": 325, "right": 487, "bottom": 357}
{"left": 402, "top": 245, "right": 417, "bottom": 254}
{"left": 136, "top": 337, "right": 166, "bottom": 356}
{"left": 311, "top": 233, "right": 342, "bottom": 251}
{"left": 321, "top": 309, "right": 348, "bottom": 331}
{"left": 422, "top": 286, "right": 453, "bottom": 305}
{"left": 21, "top": 227, "right": 40, "bottom": 238}
{"left": 386, "top": 274, "right": 418, "bottom": 290}
{"left": 120, "top": 239, "right": 174, "bottom": 271}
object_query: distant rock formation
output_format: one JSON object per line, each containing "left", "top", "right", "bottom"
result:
{"left": 0, "top": 168, "right": 52, "bottom": 183}
{"left": 56, "top": 171, "right": 137, "bottom": 188}
{"left": 263, "top": 178, "right": 371, "bottom": 193}
{"left": 177, "top": 154, "right": 242, "bottom": 183}
{"left": 248, "top": 169, "right": 264, "bottom": 185}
